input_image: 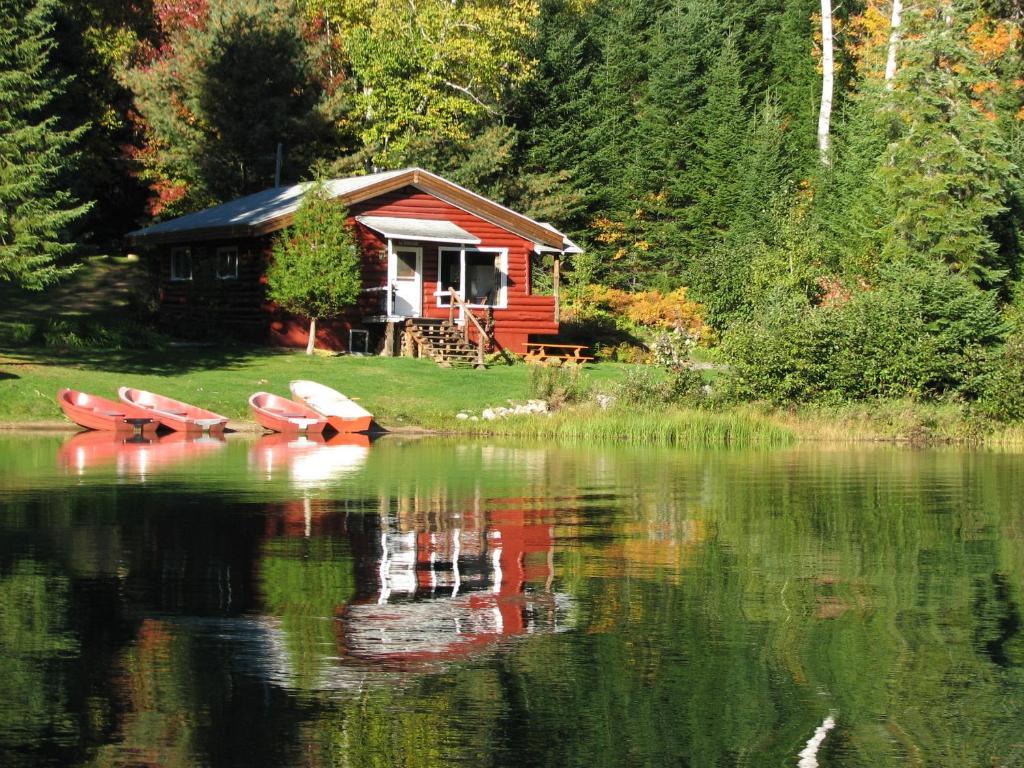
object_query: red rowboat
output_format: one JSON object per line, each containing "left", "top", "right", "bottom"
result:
{"left": 248, "top": 392, "right": 329, "bottom": 435}
{"left": 57, "top": 388, "right": 158, "bottom": 433}
{"left": 118, "top": 386, "right": 228, "bottom": 434}
{"left": 289, "top": 380, "right": 374, "bottom": 433}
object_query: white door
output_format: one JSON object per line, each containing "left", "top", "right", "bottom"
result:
{"left": 390, "top": 245, "right": 422, "bottom": 317}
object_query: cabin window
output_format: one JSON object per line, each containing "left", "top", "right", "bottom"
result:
{"left": 436, "top": 247, "right": 507, "bottom": 308}
{"left": 395, "top": 248, "right": 417, "bottom": 280}
{"left": 170, "top": 248, "right": 192, "bottom": 281}
{"left": 216, "top": 247, "right": 239, "bottom": 280}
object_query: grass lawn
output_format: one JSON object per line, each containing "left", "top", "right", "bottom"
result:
{"left": 0, "top": 345, "right": 630, "bottom": 429}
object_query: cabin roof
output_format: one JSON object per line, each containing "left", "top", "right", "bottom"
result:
{"left": 126, "top": 168, "right": 572, "bottom": 251}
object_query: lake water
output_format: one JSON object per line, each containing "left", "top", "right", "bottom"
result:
{"left": 0, "top": 432, "right": 1022, "bottom": 767}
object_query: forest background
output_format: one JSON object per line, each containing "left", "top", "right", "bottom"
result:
{"left": 3, "top": 0, "right": 1024, "bottom": 417}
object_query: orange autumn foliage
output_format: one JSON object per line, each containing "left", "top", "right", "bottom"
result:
{"left": 576, "top": 284, "right": 707, "bottom": 336}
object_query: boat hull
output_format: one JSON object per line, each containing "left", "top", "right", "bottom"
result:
{"left": 249, "top": 392, "right": 330, "bottom": 435}
{"left": 118, "top": 387, "right": 228, "bottom": 434}
{"left": 57, "top": 389, "right": 158, "bottom": 433}
{"left": 326, "top": 414, "right": 374, "bottom": 434}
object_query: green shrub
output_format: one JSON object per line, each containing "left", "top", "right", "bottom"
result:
{"left": 41, "top": 318, "right": 168, "bottom": 351}
{"left": 0, "top": 321, "right": 37, "bottom": 347}
{"left": 615, "top": 365, "right": 705, "bottom": 407}
{"left": 974, "top": 334, "right": 1024, "bottom": 420}
{"left": 528, "top": 364, "right": 590, "bottom": 409}
{"left": 724, "top": 262, "right": 1006, "bottom": 404}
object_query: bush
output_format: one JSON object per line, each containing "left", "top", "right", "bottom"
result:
{"left": 724, "top": 262, "right": 1007, "bottom": 404}
{"left": 615, "top": 365, "right": 705, "bottom": 407}
{"left": 527, "top": 364, "right": 590, "bottom": 409}
{"left": 41, "top": 319, "right": 169, "bottom": 351}
{"left": 974, "top": 334, "right": 1024, "bottom": 420}
{"left": 0, "top": 321, "right": 36, "bottom": 347}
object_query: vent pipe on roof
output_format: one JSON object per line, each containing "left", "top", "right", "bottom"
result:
{"left": 274, "top": 143, "right": 283, "bottom": 187}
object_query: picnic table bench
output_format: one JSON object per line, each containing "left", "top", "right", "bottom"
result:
{"left": 524, "top": 342, "right": 594, "bottom": 365}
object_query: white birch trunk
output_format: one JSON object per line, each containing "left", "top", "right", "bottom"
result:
{"left": 884, "top": 0, "right": 903, "bottom": 88}
{"left": 818, "top": 0, "right": 834, "bottom": 165}
{"left": 306, "top": 317, "right": 317, "bottom": 355}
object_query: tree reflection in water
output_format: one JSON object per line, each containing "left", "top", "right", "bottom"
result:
{"left": 0, "top": 436, "right": 1021, "bottom": 766}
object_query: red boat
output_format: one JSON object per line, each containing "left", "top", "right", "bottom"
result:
{"left": 118, "top": 386, "right": 228, "bottom": 434}
{"left": 248, "top": 392, "right": 329, "bottom": 435}
{"left": 289, "top": 380, "right": 374, "bottom": 433}
{"left": 57, "top": 388, "right": 158, "bottom": 433}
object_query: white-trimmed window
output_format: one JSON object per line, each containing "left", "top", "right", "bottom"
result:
{"left": 436, "top": 247, "right": 507, "bottom": 308}
{"left": 170, "top": 247, "right": 192, "bottom": 281}
{"left": 216, "top": 246, "right": 239, "bottom": 280}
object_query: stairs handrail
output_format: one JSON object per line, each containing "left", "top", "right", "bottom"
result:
{"left": 446, "top": 287, "right": 490, "bottom": 366}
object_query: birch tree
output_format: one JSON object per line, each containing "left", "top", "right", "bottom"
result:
{"left": 817, "top": 0, "right": 834, "bottom": 164}
{"left": 884, "top": 0, "right": 903, "bottom": 87}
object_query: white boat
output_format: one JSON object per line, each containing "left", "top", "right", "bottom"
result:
{"left": 289, "top": 380, "right": 374, "bottom": 433}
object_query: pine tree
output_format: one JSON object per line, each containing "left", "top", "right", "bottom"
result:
{"left": 267, "top": 181, "right": 362, "bottom": 354}
{"left": 123, "top": 0, "right": 343, "bottom": 217}
{"left": 0, "top": 0, "right": 90, "bottom": 289}
{"left": 876, "top": 2, "right": 1013, "bottom": 287}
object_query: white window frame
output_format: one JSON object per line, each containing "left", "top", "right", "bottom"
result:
{"left": 435, "top": 246, "right": 508, "bottom": 311}
{"left": 170, "top": 247, "right": 192, "bottom": 282}
{"left": 215, "top": 246, "right": 239, "bottom": 280}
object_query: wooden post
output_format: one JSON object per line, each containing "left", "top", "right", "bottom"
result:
{"left": 401, "top": 322, "right": 414, "bottom": 357}
{"left": 383, "top": 321, "right": 395, "bottom": 357}
{"left": 553, "top": 256, "right": 561, "bottom": 324}
{"left": 448, "top": 288, "right": 455, "bottom": 325}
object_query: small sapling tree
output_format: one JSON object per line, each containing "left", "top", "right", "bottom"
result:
{"left": 267, "top": 180, "right": 361, "bottom": 354}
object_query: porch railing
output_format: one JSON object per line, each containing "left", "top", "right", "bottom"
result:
{"left": 446, "top": 287, "right": 495, "bottom": 367}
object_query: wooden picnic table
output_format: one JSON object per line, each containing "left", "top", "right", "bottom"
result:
{"left": 524, "top": 342, "right": 594, "bottom": 365}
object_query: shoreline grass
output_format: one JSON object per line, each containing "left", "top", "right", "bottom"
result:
{"left": 3, "top": 344, "right": 1023, "bottom": 448}
{"left": 457, "top": 406, "right": 796, "bottom": 448}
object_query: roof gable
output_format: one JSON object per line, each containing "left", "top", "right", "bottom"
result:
{"left": 127, "top": 168, "right": 567, "bottom": 250}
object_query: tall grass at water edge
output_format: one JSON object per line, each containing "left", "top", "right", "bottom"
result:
{"left": 465, "top": 407, "right": 796, "bottom": 448}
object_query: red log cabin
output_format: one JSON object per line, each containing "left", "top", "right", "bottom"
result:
{"left": 126, "top": 168, "right": 580, "bottom": 356}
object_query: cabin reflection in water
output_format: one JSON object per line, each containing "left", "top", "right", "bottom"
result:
{"left": 342, "top": 505, "right": 569, "bottom": 665}
{"left": 265, "top": 490, "right": 571, "bottom": 682}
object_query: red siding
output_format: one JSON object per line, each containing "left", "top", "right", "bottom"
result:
{"left": 350, "top": 187, "right": 557, "bottom": 353}
{"left": 155, "top": 185, "right": 559, "bottom": 354}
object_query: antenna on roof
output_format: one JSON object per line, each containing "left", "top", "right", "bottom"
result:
{"left": 274, "top": 143, "right": 283, "bottom": 187}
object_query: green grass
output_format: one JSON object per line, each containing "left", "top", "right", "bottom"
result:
{"left": 463, "top": 406, "right": 796, "bottom": 448}
{"left": 0, "top": 345, "right": 628, "bottom": 429}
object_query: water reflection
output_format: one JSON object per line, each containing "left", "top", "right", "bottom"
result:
{"left": 250, "top": 433, "right": 372, "bottom": 489}
{"left": 57, "top": 430, "right": 226, "bottom": 478}
{"left": 0, "top": 437, "right": 1022, "bottom": 767}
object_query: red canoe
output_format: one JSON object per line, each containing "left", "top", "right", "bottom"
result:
{"left": 118, "top": 386, "right": 228, "bottom": 434}
{"left": 57, "top": 388, "right": 159, "bottom": 433}
{"left": 248, "top": 392, "right": 329, "bottom": 435}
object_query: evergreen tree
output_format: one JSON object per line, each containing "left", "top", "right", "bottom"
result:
{"left": 876, "top": 1, "right": 1014, "bottom": 287}
{"left": 0, "top": 0, "right": 90, "bottom": 289}
{"left": 267, "top": 181, "right": 362, "bottom": 355}
{"left": 123, "top": 0, "right": 344, "bottom": 217}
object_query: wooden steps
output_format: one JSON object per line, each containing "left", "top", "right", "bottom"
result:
{"left": 407, "top": 319, "right": 484, "bottom": 368}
